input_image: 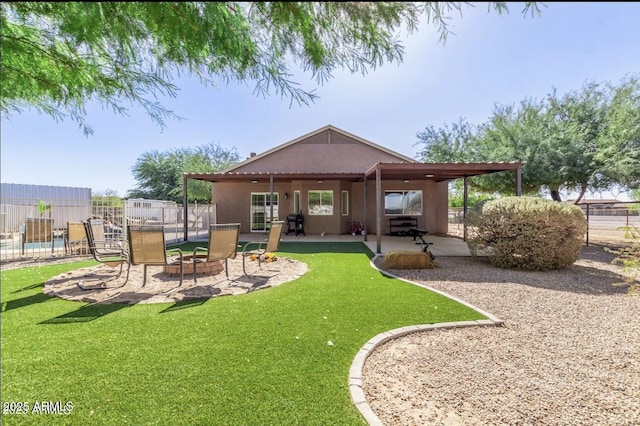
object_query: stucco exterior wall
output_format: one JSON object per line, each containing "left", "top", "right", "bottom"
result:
{"left": 359, "top": 179, "right": 448, "bottom": 236}
{"left": 208, "top": 126, "right": 460, "bottom": 236}
{"left": 213, "top": 178, "right": 449, "bottom": 236}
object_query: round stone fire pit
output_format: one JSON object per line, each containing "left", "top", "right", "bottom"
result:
{"left": 164, "top": 254, "right": 224, "bottom": 277}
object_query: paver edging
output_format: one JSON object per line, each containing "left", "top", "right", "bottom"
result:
{"left": 348, "top": 254, "right": 504, "bottom": 425}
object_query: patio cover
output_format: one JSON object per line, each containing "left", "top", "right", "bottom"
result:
{"left": 183, "top": 161, "right": 522, "bottom": 252}
{"left": 364, "top": 162, "right": 522, "bottom": 253}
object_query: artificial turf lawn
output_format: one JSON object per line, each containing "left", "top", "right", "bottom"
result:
{"left": 1, "top": 242, "right": 485, "bottom": 425}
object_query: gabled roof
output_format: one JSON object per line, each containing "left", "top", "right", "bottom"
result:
{"left": 184, "top": 125, "right": 523, "bottom": 184}
{"left": 220, "top": 124, "right": 415, "bottom": 174}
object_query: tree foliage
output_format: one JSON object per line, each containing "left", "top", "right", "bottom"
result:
{"left": 128, "top": 143, "right": 240, "bottom": 203}
{"left": 415, "top": 74, "right": 640, "bottom": 202}
{"left": 447, "top": 180, "right": 495, "bottom": 208}
{"left": 1, "top": 2, "right": 541, "bottom": 135}
{"left": 92, "top": 189, "right": 124, "bottom": 207}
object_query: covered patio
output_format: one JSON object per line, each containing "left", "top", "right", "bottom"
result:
{"left": 183, "top": 161, "right": 522, "bottom": 254}
{"left": 273, "top": 232, "right": 474, "bottom": 256}
{"left": 188, "top": 231, "right": 475, "bottom": 256}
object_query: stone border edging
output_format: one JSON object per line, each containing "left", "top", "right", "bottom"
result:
{"left": 348, "top": 255, "right": 505, "bottom": 426}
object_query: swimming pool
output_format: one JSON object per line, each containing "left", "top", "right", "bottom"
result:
{"left": 0, "top": 234, "right": 67, "bottom": 257}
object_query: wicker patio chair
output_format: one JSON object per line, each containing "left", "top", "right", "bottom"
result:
{"left": 78, "top": 218, "right": 130, "bottom": 290}
{"left": 241, "top": 221, "right": 284, "bottom": 277}
{"left": 21, "top": 218, "right": 54, "bottom": 255}
{"left": 192, "top": 223, "right": 241, "bottom": 282}
{"left": 128, "top": 225, "right": 184, "bottom": 287}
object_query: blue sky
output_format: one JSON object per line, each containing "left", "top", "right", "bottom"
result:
{"left": 1, "top": 2, "right": 639, "bottom": 200}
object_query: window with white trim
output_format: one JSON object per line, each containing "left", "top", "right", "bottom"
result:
{"left": 294, "top": 190, "right": 301, "bottom": 214}
{"left": 341, "top": 190, "right": 349, "bottom": 216}
{"left": 308, "top": 190, "right": 333, "bottom": 215}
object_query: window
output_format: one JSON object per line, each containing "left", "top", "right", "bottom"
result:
{"left": 341, "top": 190, "right": 349, "bottom": 216}
{"left": 384, "top": 190, "right": 422, "bottom": 215}
{"left": 250, "top": 193, "right": 279, "bottom": 231}
{"left": 294, "top": 190, "right": 301, "bottom": 214}
{"left": 308, "top": 190, "right": 333, "bottom": 215}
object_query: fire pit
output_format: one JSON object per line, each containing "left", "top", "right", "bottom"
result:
{"left": 164, "top": 254, "right": 224, "bottom": 277}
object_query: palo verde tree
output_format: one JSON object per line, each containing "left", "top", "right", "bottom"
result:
{"left": 128, "top": 143, "right": 240, "bottom": 203}
{"left": 1, "top": 2, "right": 541, "bottom": 135}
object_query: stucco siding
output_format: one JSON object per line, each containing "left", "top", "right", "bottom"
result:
{"left": 231, "top": 130, "right": 410, "bottom": 174}
{"left": 213, "top": 178, "right": 449, "bottom": 236}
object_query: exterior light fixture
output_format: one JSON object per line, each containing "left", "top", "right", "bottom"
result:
{"left": 251, "top": 179, "right": 258, "bottom": 184}
{"left": 425, "top": 174, "right": 434, "bottom": 178}
{"left": 403, "top": 179, "right": 410, "bottom": 183}
{"left": 317, "top": 180, "right": 324, "bottom": 183}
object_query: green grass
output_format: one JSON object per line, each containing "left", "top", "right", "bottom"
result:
{"left": 1, "top": 242, "right": 485, "bottom": 425}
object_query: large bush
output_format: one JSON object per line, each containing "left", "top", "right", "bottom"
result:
{"left": 465, "top": 197, "right": 587, "bottom": 270}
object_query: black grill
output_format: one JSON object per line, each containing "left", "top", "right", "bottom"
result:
{"left": 286, "top": 213, "right": 305, "bottom": 236}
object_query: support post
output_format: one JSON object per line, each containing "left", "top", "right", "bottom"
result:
{"left": 183, "top": 174, "right": 189, "bottom": 242}
{"left": 376, "top": 165, "right": 382, "bottom": 254}
{"left": 463, "top": 176, "right": 468, "bottom": 242}
{"left": 363, "top": 175, "right": 368, "bottom": 241}
{"left": 585, "top": 203, "right": 590, "bottom": 246}
{"left": 269, "top": 175, "right": 274, "bottom": 228}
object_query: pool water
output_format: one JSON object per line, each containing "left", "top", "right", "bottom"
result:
{"left": 0, "top": 236, "right": 66, "bottom": 252}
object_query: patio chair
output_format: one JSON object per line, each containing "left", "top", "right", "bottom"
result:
{"left": 21, "top": 218, "right": 54, "bottom": 255}
{"left": 78, "top": 218, "right": 130, "bottom": 290}
{"left": 241, "top": 221, "right": 284, "bottom": 277}
{"left": 193, "top": 223, "right": 241, "bottom": 282}
{"left": 128, "top": 225, "right": 184, "bottom": 287}
{"left": 65, "top": 221, "right": 89, "bottom": 255}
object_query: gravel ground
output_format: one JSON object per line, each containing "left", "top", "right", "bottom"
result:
{"left": 364, "top": 246, "right": 639, "bottom": 426}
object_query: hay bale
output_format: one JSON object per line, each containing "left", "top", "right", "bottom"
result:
{"left": 382, "top": 250, "right": 438, "bottom": 269}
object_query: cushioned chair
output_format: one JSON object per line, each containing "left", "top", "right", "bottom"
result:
{"left": 241, "top": 221, "right": 284, "bottom": 277}
{"left": 128, "top": 224, "right": 184, "bottom": 287}
{"left": 78, "top": 218, "right": 130, "bottom": 290}
{"left": 193, "top": 223, "right": 241, "bottom": 282}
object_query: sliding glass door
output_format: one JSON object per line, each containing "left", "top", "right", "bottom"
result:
{"left": 250, "top": 193, "right": 279, "bottom": 232}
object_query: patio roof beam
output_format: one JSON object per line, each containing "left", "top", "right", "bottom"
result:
{"left": 363, "top": 162, "right": 522, "bottom": 182}
{"left": 184, "top": 172, "right": 364, "bottom": 183}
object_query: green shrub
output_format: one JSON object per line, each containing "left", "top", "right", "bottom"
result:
{"left": 465, "top": 196, "right": 587, "bottom": 270}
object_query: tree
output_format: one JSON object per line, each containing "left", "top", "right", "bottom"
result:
{"left": 414, "top": 117, "right": 477, "bottom": 163}
{"left": 415, "top": 74, "right": 640, "bottom": 202}
{"left": 128, "top": 143, "right": 240, "bottom": 203}
{"left": 595, "top": 75, "right": 640, "bottom": 189}
{"left": 447, "top": 180, "right": 495, "bottom": 208}
{"left": 1, "top": 2, "right": 541, "bottom": 135}
{"left": 92, "top": 189, "right": 124, "bottom": 207}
